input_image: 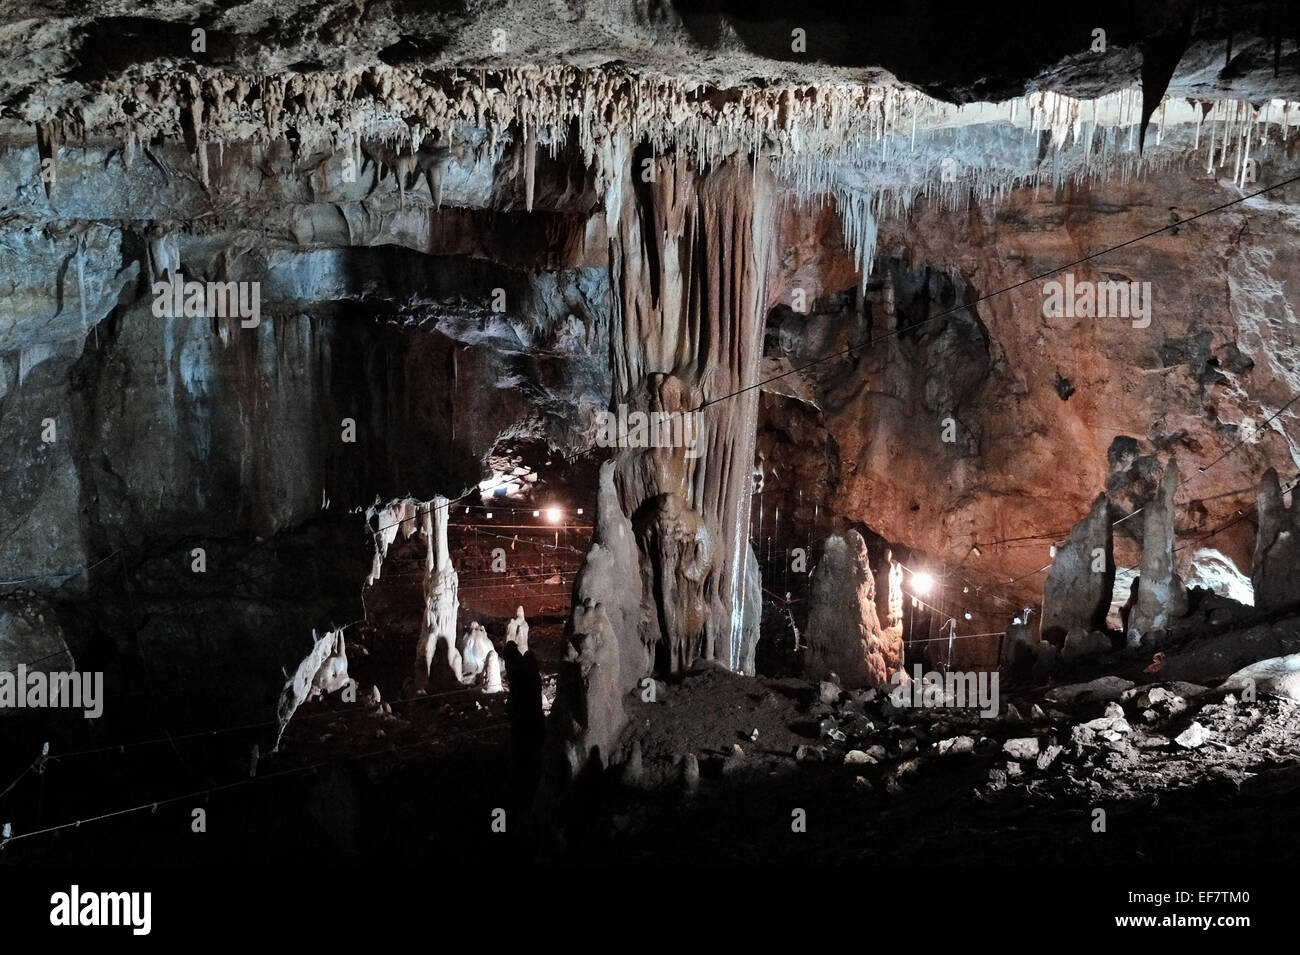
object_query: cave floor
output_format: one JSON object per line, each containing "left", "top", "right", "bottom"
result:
{"left": 276, "top": 614, "right": 1300, "bottom": 866}
{"left": 7, "top": 613, "right": 1300, "bottom": 867}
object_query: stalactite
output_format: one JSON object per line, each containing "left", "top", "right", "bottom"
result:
{"left": 523, "top": 121, "right": 537, "bottom": 212}
{"left": 35, "top": 122, "right": 57, "bottom": 200}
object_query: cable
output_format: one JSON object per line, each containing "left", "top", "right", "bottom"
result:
{"left": 0, "top": 758, "right": 39, "bottom": 803}
{"left": 0, "top": 550, "right": 121, "bottom": 587}
{"left": 905, "top": 630, "right": 1007, "bottom": 644}
{"left": 0, "top": 720, "right": 511, "bottom": 846}
{"left": 1194, "top": 392, "right": 1300, "bottom": 477}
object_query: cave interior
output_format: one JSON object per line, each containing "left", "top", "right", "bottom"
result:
{"left": 2, "top": 0, "right": 1300, "bottom": 874}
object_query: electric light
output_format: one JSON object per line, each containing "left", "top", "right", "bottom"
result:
{"left": 911, "top": 571, "right": 934, "bottom": 595}
{"left": 546, "top": 507, "right": 562, "bottom": 524}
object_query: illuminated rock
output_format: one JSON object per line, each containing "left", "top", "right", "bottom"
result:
{"left": 804, "top": 529, "right": 902, "bottom": 689}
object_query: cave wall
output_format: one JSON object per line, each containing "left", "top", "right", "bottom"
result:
{"left": 0, "top": 136, "right": 613, "bottom": 728}
{"left": 759, "top": 161, "right": 1300, "bottom": 663}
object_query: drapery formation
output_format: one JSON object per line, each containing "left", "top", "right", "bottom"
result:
{"left": 601, "top": 140, "right": 772, "bottom": 677}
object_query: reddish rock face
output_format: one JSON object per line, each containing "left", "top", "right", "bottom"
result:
{"left": 761, "top": 166, "right": 1300, "bottom": 646}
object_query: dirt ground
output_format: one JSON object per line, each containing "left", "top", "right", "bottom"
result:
{"left": 7, "top": 561, "right": 1299, "bottom": 867}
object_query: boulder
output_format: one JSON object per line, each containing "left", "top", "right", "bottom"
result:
{"left": 937, "top": 735, "right": 975, "bottom": 755}
{"left": 1062, "top": 627, "right": 1112, "bottom": 661}
{"left": 1003, "top": 737, "right": 1040, "bottom": 760}
{"left": 1174, "top": 721, "right": 1211, "bottom": 748}
{"left": 1046, "top": 676, "right": 1135, "bottom": 704}
{"left": 1219, "top": 653, "right": 1300, "bottom": 702}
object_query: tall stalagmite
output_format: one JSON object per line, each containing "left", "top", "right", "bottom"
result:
{"left": 415, "top": 496, "right": 462, "bottom": 686}
{"left": 1252, "top": 468, "right": 1300, "bottom": 611}
{"left": 1041, "top": 493, "right": 1115, "bottom": 643}
{"left": 548, "top": 460, "right": 643, "bottom": 779}
{"left": 1129, "top": 460, "right": 1188, "bottom": 643}
{"left": 804, "top": 529, "right": 903, "bottom": 688}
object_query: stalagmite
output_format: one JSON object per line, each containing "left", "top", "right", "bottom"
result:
{"left": 545, "top": 461, "right": 643, "bottom": 780}
{"left": 414, "top": 496, "right": 461, "bottom": 688}
{"left": 556, "top": 598, "right": 623, "bottom": 772}
{"left": 804, "top": 529, "right": 902, "bottom": 689}
{"left": 482, "top": 650, "right": 503, "bottom": 694}
{"left": 460, "top": 621, "right": 493, "bottom": 677}
{"left": 1220, "top": 653, "right": 1300, "bottom": 702}
{"left": 1128, "top": 459, "right": 1188, "bottom": 644}
{"left": 873, "top": 550, "right": 905, "bottom": 644}
{"left": 505, "top": 605, "right": 529, "bottom": 654}
{"left": 1251, "top": 468, "right": 1300, "bottom": 611}
{"left": 1000, "top": 618, "right": 1039, "bottom": 680}
{"left": 1041, "top": 493, "right": 1115, "bottom": 643}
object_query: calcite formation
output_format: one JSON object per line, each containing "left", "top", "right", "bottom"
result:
{"left": 804, "top": 529, "right": 902, "bottom": 689}
{"left": 1041, "top": 494, "right": 1115, "bottom": 644}
{"left": 1251, "top": 469, "right": 1300, "bottom": 612}
{"left": 1129, "top": 460, "right": 1189, "bottom": 644}
{"left": 549, "top": 461, "right": 643, "bottom": 777}
{"left": 555, "top": 598, "right": 623, "bottom": 773}
{"left": 365, "top": 497, "right": 421, "bottom": 586}
{"left": 482, "top": 650, "right": 504, "bottom": 694}
{"left": 606, "top": 150, "right": 773, "bottom": 676}
{"left": 1000, "top": 620, "right": 1040, "bottom": 680}
{"left": 414, "top": 496, "right": 462, "bottom": 688}
{"left": 275, "top": 626, "right": 348, "bottom": 750}
{"left": 459, "top": 622, "right": 494, "bottom": 678}
{"left": 505, "top": 605, "right": 530, "bottom": 654}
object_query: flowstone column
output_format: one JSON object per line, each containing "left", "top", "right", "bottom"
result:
{"left": 414, "top": 496, "right": 461, "bottom": 687}
{"left": 601, "top": 140, "right": 773, "bottom": 679}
